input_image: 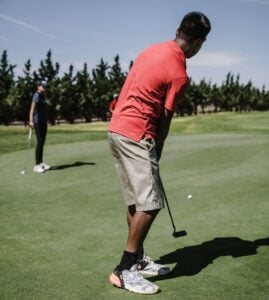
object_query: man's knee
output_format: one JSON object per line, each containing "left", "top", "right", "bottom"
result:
{"left": 130, "top": 206, "right": 161, "bottom": 219}
{"left": 144, "top": 209, "right": 161, "bottom": 218}
{"left": 128, "top": 205, "right": 136, "bottom": 216}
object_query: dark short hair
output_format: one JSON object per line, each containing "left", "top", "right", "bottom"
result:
{"left": 177, "top": 12, "right": 211, "bottom": 41}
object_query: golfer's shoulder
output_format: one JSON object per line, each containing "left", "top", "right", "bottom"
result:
{"left": 141, "top": 41, "right": 172, "bottom": 56}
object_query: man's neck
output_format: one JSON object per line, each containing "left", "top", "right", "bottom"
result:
{"left": 174, "top": 37, "right": 190, "bottom": 53}
{"left": 174, "top": 37, "right": 189, "bottom": 57}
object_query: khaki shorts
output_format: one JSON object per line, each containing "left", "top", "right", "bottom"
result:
{"left": 108, "top": 132, "right": 165, "bottom": 211}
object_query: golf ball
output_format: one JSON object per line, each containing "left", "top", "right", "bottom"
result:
{"left": 187, "top": 194, "right": 192, "bottom": 199}
{"left": 21, "top": 170, "right": 25, "bottom": 175}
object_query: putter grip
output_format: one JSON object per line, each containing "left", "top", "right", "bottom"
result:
{"left": 28, "top": 128, "right": 32, "bottom": 140}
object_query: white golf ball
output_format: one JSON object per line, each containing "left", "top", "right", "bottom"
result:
{"left": 187, "top": 194, "right": 192, "bottom": 199}
{"left": 21, "top": 170, "right": 25, "bottom": 175}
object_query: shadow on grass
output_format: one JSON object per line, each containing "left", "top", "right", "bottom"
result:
{"left": 148, "top": 237, "right": 269, "bottom": 281}
{"left": 49, "top": 161, "right": 96, "bottom": 170}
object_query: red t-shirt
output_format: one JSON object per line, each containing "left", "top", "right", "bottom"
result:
{"left": 109, "top": 40, "right": 189, "bottom": 142}
{"left": 109, "top": 99, "right": 117, "bottom": 113}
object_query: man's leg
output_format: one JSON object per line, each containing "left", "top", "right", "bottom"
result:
{"left": 109, "top": 208, "right": 160, "bottom": 294}
{"left": 127, "top": 205, "right": 143, "bottom": 255}
{"left": 108, "top": 133, "right": 164, "bottom": 293}
{"left": 127, "top": 205, "right": 136, "bottom": 227}
{"left": 126, "top": 205, "right": 157, "bottom": 254}
{"left": 116, "top": 207, "right": 158, "bottom": 271}
{"left": 125, "top": 209, "right": 159, "bottom": 254}
{"left": 126, "top": 205, "right": 171, "bottom": 276}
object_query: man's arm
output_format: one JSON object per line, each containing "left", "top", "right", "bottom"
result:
{"left": 155, "top": 79, "right": 188, "bottom": 160}
{"left": 155, "top": 108, "right": 174, "bottom": 161}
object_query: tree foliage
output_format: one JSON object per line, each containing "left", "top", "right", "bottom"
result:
{"left": 0, "top": 50, "right": 16, "bottom": 124}
{"left": 0, "top": 50, "right": 268, "bottom": 125}
{"left": 11, "top": 59, "right": 34, "bottom": 125}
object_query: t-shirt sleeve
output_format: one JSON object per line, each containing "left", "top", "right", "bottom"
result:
{"left": 109, "top": 99, "right": 117, "bottom": 111}
{"left": 32, "top": 93, "right": 39, "bottom": 103}
{"left": 164, "top": 77, "right": 189, "bottom": 112}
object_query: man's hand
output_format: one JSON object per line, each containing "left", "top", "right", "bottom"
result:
{"left": 29, "top": 121, "right": 34, "bottom": 128}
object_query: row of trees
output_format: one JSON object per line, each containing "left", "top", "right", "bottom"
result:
{"left": 0, "top": 50, "right": 268, "bottom": 125}
{"left": 178, "top": 73, "right": 268, "bottom": 116}
{"left": 0, "top": 50, "right": 129, "bottom": 125}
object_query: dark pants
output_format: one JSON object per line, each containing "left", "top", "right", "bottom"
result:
{"left": 34, "top": 123, "right": 47, "bottom": 165}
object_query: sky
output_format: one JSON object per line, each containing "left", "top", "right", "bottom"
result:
{"left": 0, "top": 0, "right": 268, "bottom": 89}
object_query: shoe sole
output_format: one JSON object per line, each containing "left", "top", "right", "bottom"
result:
{"left": 109, "top": 273, "right": 121, "bottom": 288}
{"left": 109, "top": 273, "right": 160, "bottom": 295}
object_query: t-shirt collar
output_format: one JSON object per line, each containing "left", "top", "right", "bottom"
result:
{"left": 167, "top": 40, "right": 186, "bottom": 62}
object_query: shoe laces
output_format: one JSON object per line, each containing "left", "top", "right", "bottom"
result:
{"left": 137, "top": 253, "right": 153, "bottom": 270}
{"left": 142, "top": 254, "right": 154, "bottom": 264}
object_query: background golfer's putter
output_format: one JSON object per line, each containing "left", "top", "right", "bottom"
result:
{"left": 20, "top": 128, "right": 32, "bottom": 175}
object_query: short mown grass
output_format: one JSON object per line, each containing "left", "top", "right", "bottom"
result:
{"left": 1, "top": 112, "right": 268, "bottom": 155}
{"left": 0, "top": 112, "right": 268, "bottom": 299}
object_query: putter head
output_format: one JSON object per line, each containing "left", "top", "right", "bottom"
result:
{"left": 172, "top": 230, "right": 187, "bottom": 238}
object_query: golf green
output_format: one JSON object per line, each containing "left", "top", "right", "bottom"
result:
{"left": 0, "top": 132, "right": 268, "bottom": 299}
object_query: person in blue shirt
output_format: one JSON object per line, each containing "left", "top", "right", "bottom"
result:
{"left": 29, "top": 81, "right": 50, "bottom": 173}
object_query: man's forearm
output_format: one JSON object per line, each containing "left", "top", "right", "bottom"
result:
{"left": 155, "top": 109, "right": 173, "bottom": 161}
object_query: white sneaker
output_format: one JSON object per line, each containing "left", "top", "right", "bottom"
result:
{"left": 40, "top": 162, "right": 50, "bottom": 170}
{"left": 109, "top": 265, "right": 159, "bottom": 294}
{"left": 33, "top": 164, "right": 45, "bottom": 173}
{"left": 137, "top": 253, "right": 170, "bottom": 276}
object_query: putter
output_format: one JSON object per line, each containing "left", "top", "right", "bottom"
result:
{"left": 161, "top": 181, "right": 187, "bottom": 238}
{"left": 20, "top": 128, "right": 33, "bottom": 175}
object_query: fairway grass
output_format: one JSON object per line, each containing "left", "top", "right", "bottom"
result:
{"left": 1, "top": 112, "right": 268, "bottom": 155}
{"left": 0, "top": 113, "right": 269, "bottom": 299}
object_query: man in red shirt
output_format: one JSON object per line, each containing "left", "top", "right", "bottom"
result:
{"left": 108, "top": 12, "right": 211, "bottom": 294}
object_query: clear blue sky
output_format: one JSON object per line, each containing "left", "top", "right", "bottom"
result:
{"left": 0, "top": 0, "right": 268, "bottom": 89}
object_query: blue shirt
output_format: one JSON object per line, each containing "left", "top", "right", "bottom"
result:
{"left": 32, "top": 92, "right": 48, "bottom": 123}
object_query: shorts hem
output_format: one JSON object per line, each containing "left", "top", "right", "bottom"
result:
{"left": 135, "top": 204, "right": 164, "bottom": 212}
